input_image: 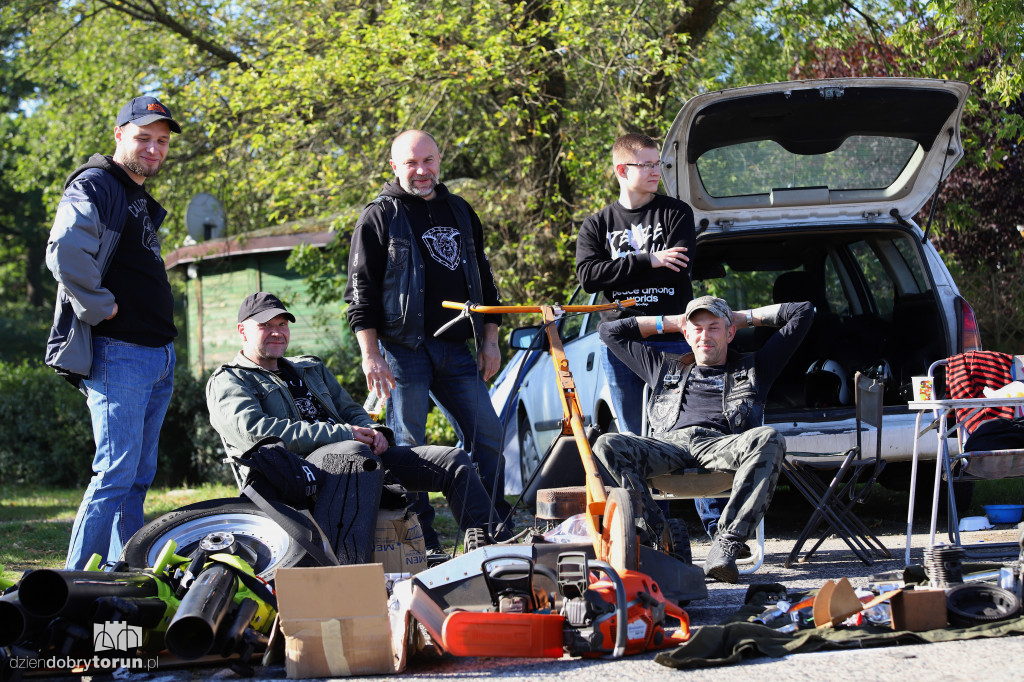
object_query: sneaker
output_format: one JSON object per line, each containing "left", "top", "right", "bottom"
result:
{"left": 704, "top": 534, "right": 746, "bottom": 583}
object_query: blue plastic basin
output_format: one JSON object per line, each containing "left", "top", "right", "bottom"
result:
{"left": 983, "top": 504, "right": 1024, "bottom": 524}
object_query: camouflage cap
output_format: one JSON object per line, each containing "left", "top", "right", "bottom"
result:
{"left": 684, "top": 295, "right": 733, "bottom": 321}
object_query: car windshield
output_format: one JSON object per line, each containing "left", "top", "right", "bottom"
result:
{"left": 696, "top": 135, "right": 920, "bottom": 198}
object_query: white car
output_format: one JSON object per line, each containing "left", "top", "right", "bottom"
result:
{"left": 492, "top": 77, "right": 980, "bottom": 508}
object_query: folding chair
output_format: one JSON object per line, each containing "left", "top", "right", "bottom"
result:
{"left": 641, "top": 386, "right": 766, "bottom": 574}
{"left": 905, "top": 351, "right": 1024, "bottom": 562}
{"left": 783, "top": 371, "right": 890, "bottom": 567}
{"left": 648, "top": 473, "right": 766, "bottom": 574}
{"left": 222, "top": 435, "right": 246, "bottom": 490}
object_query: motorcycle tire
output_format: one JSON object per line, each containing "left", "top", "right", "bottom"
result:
{"left": 121, "top": 497, "right": 312, "bottom": 580}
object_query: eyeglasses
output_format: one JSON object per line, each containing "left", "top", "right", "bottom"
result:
{"left": 622, "top": 161, "right": 664, "bottom": 171}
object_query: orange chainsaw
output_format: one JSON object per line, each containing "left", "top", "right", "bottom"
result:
{"left": 440, "top": 551, "right": 689, "bottom": 658}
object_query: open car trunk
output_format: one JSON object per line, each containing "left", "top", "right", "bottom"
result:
{"left": 691, "top": 223, "right": 951, "bottom": 419}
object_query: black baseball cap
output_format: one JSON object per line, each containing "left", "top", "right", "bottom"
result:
{"left": 238, "top": 292, "right": 296, "bottom": 324}
{"left": 116, "top": 96, "right": 182, "bottom": 134}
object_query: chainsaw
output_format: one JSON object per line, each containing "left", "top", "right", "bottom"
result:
{"left": 440, "top": 551, "right": 689, "bottom": 658}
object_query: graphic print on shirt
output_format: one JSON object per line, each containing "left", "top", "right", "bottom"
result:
{"left": 421, "top": 226, "right": 461, "bottom": 271}
{"left": 689, "top": 366, "right": 725, "bottom": 394}
{"left": 608, "top": 221, "right": 676, "bottom": 307}
{"left": 127, "top": 197, "right": 162, "bottom": 259}
{"left": 278, "top": 371, "right": 337, "bottom": 425}
{"left": 607, "top": 221, "right": 665, "bottom": 258}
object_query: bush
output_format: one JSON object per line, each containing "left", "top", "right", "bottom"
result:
{"left": 157, "top": 366, "right": 233, "bottom": 486}
{"left": 0, "top": 360, "right": 229, "bottom": 487}
{"left": 0, "top": 361, "right": 94, "bottom": 486}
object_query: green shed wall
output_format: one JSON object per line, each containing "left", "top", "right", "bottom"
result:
{"left": 182, "top": 252, "right": 345, "bottom": 376}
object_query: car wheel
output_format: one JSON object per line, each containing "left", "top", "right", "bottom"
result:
{"left": 518, "top": 412, "right": 541, "bottom": 484}
{"left": 599, "top": 407, "right": 619, "bottom": 435}
{"left": 121, "top": 498, "right": 311, "bottom": 580}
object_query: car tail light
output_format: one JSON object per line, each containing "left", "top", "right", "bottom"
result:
{"left": 958, "top": 296, "right": 983, "bottom": 352}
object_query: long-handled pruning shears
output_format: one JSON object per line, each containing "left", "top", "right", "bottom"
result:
{"left": 441, "top": 299, "right": 638, "bottom": 570}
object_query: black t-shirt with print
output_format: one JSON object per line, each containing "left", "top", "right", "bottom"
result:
{"left": 671, "top": 364, "right": 730, "bottom": 433}
{"left": 399, "top": 195, "right": 473, "bottom": 341}
{"left": 93, "top": 180, "right": 176, "bottom": 347}
{"left": 275, "top": 365, "right": 337, "bottom": 425}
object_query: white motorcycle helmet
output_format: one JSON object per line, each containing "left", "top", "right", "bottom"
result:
{"left": 805, "top": 359, "right": 852, "bottom": 407}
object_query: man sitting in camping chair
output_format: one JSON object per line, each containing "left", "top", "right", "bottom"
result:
{"left": 593, "top": 296, "right": 813, "bottom": 583}
{"left": 206, "top": 292, "right": 510, "bottom": 552}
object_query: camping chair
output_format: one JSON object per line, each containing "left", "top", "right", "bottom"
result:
{"left": 783, "top": 371, "right": 890, "bottom": 567}
{"left": 648, "top": 473, "right": 766, "bottom": 574}
{"left": 905, "top": 351, "right": 1024, "bottom": 563}
{"left": 223, "top": 435, "right": 246, "bottom": 490}
{"left": 641, "top": 387, "right": 766, "bottom": 574}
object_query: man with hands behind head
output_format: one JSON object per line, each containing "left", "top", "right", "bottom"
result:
{"left": 593, "top": 296, "right": 813, "bottom": 583}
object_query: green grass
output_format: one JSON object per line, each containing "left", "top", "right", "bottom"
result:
{"left": 971, "top": 478, "right": 1024, "bottom": 512}
{"left": 0, "top": 487, "right": 521, "bottom": 584}
{"left": 429, "top": 493, "right": 526, "bottom": 553}
{"left": 0, "top": 483, "right": 236, "bottom": 584}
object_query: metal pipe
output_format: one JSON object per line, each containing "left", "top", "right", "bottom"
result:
{"left": 164, "top": 565, "right": 238, "bottom": 660}
{"left": 17, "top": 570, "right": 159, "bottom": 619}
{"left": 0, "top": 591, "right": 48, "bottom": 646}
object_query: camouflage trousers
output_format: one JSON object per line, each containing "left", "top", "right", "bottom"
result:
{"left": 592, "top": 425, "right": 785, "bottom": 541}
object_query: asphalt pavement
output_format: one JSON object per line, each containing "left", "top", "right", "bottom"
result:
{"left": 362, "top": 524, "right": 1024, "bottom": 682}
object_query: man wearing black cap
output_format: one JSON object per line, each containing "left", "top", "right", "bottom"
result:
{"left": 206, "top": 292, "right": 507, "bottom": 544}
{"left": 592, "top": 295, "right": 813, "bottom": 582}
{"left": 44, "top": 95, "right": 182, "bottom": 570}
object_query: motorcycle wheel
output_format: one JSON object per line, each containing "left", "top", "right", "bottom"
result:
{"left": 121, "top": 498, "right": 310, "bottom": 580}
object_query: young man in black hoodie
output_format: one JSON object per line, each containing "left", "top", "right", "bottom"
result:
{"left": 344, "top": 130, "right": 512, "bottom": 553}
{"left": 45, "top": 96, "right": 181, "bottom": 569}
{"left": 575, "top": 133, "right": 729, "bottom": 545}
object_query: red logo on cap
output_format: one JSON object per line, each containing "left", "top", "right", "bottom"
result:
{"left": 147, "top": 103, "right": 167, "bottom": 113}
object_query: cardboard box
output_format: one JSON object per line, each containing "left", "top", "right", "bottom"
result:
{"left": 275, "top": 564, "right": 398, "bottom": 678}
{"left": 373, "top": 508, "right": 427, "bottom": 574}
{"left": 890, "top": 588, "right": 948, "bottom": 631}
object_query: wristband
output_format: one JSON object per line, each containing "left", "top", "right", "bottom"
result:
{"left": 745, "top": 310, "right": 753, "bottom": 327}
{"left": 655, "top": 316, "right": 665, "bottom": 334}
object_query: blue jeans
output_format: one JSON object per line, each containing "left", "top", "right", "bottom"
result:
{"left": 382, "top": 338, "right": 512, "bottom": 548}
{"left": 601, "top": 339, "right": 726, "bottom": 535}
{"left": 66, "top": 338, "right": 175, "bottom": 569}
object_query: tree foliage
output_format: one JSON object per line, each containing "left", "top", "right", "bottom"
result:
{"left": 1, "top": 0, "right": 1020, "bottom": 323}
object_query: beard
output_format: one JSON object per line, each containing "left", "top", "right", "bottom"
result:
{"left": 401, "top": 172, "right": 437, "bottom": 197}
{"left": 116, "top": 149, "right": 163, "bottom": 178}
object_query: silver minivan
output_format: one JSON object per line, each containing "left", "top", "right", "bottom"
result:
{"left": 493, "top": 78, "right": 981, "bottom": 508}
